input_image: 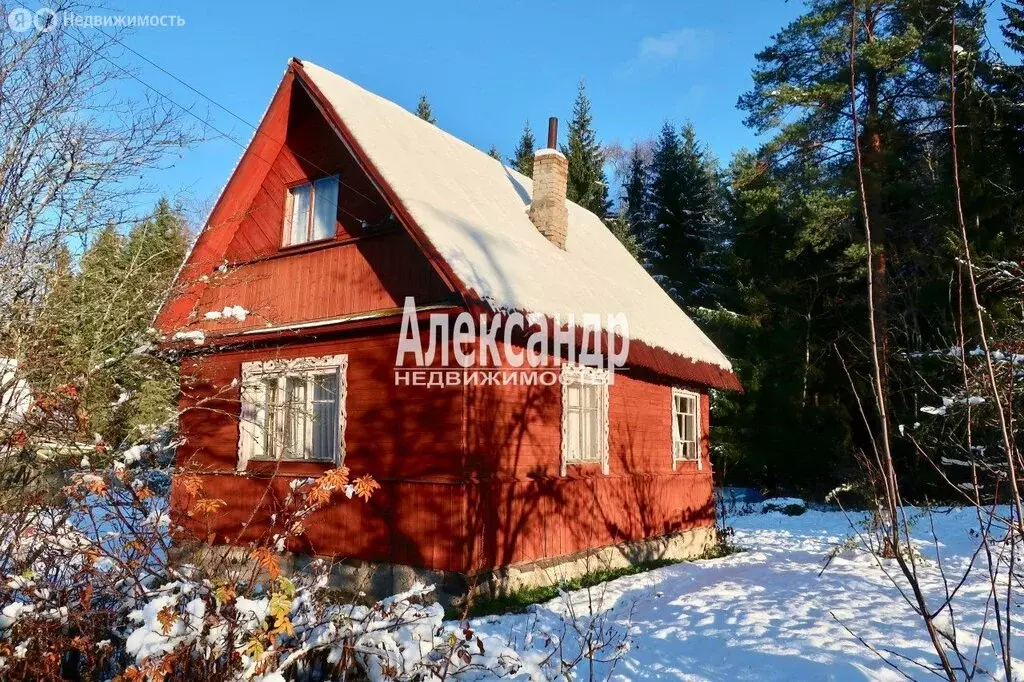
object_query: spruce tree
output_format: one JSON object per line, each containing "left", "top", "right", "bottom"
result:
{"left": 68, "top": 223, "right": 127, "bottom": 437}
{"left": 678, "top": 123, "right": 728, "bottom": 306}
{"left": 487, "top": 145, "right": 501, "bottom": 160}
{"left": 561, "top": 81, "right": 611, "bottom": 217}
{"left": 35, "top": 200, "right": 190, "bottom": 442}
{"left": 647, "top": 123, "right": 685, "bottom": 299}
{"left": 124, "top": 198, "right": 190, "bottom": 295}
{"left": 116, "top": 200, "right": 190, "bottom": 439}
{"left": 605, "top": 217, "right": 640, "bottom": 259}
{"left": 1004, "top": 1, "right": 1024, "bottom": 56}
{"left": 644, "top": 123, "right": 727, "bottom": 307}
{"left": 713, "top": 150, "right": 854, "bottom": 492}
{"left": 623, "top": 145, "right": 653, "bottom": 262}
{"left": 509, "top": 122, "right": 536, "bottom": 177}
{"left": 24, "top": 247, "right": 77, "bottom": 391}
{"left": 997, "top": 1, "right": 1024, "bottom": 190}
{"left": 415, "top": 95, "right": 436, "bottom": 124}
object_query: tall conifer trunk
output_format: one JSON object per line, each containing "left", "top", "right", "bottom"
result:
{"left": 861, "top": 3, "right": 890, "bottom": 384}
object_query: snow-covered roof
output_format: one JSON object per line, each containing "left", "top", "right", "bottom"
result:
{"left": 296, "top": 60, "right": 734, "bottom": 380}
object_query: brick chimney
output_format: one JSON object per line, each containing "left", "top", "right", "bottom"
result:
{"left": 529, "top": 117, "right": 569, "bottom": 249}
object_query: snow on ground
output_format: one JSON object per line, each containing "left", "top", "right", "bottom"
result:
{"left": 470, "top": 508, "right": 1021, "bottom": 681}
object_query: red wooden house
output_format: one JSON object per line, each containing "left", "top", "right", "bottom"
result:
{"left": 156, "top": 59, "right": 740, "bottom": 596}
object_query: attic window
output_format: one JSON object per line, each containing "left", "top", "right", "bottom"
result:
{"left": 284, "top": 175, "right": 339, "bottom": 246}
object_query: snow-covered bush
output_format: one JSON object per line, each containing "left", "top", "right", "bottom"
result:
{"left": 0, "top": 431, "right": 577, "bottom": 681}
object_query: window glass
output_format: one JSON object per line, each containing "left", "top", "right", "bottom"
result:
{"left": 312, "top": 372, "right": 339, "bottom": 460}
{"left": 672, "top": 390, "right": 701, "bottom": 466}
{"left": 241, "top": 358, "right": 346, "bottom": 464}
{"left": 289, "top": 183, "right": 311, "bottom": 245}
{"left": 312, "top": 176, "right": 338, "bottom": 241}
{"left": 561, "top": 368, "right": 608, "bottom": 472}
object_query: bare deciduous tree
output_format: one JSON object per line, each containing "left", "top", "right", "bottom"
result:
{"left": 0, "top": 0, "right": 193, "bottom": 349}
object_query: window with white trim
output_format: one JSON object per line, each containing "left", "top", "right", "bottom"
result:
{"left": 672, "top": 388, "right": 701, "bottom": 470}
{"left": 238, "top": 355, "right": 347, "bottom": 467}
{"left": 560, "top": 365, "right": 610, "bottom": 475}
{"left": 284, "top": 175, "right": 339, "bottom": 246}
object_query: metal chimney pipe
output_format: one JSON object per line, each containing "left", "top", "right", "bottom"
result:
{"left": 530, "top": 117, "right": 569, "bottom": 249}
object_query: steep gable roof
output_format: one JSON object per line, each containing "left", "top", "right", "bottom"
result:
{"left": 294, "top": 59, "right": 737, "bottom": 390}
{"left": 158, "top": 59, "right": 739, "bottom": 391}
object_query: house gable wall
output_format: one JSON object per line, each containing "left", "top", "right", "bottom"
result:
{"left": 157, "top": 78, "right": 453, "bottom": 337}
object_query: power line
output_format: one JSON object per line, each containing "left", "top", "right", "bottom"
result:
{"left": 61, "top": 25, "right": 383, "bottom": 229}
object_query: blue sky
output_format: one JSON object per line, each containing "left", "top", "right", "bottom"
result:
{"left": 105, "top": 0, "right": 1011, "bottom": 221}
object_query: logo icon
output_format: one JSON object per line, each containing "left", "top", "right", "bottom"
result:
{"left": 7, "top": 7, "right": 33, "bottom": 32}
{"left": 7, "top": 7, "right": 57, "bottom": 33}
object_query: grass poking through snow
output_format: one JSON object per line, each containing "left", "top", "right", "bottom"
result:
{"left": 451, "top": 540, "right": 742, "bottom": 619}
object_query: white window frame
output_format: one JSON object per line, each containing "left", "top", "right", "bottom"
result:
{"left": 560, "top": 364, "right": 610, "bottom": 476}
{"left": 238, "top": 354, "right": 348, "bottom": 469}
{"left": 283, "top": 175, "right": 339, "bottom": 246}
{"left": 671, "top": 388, "right": 702, "bottom": 470}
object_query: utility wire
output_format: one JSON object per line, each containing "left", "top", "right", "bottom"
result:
{"left": 61, "top": 25, "right": 383, "bottom": 228}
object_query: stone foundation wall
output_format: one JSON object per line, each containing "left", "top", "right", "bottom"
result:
{"left": 473, "top": 524, "right": 716, "bottom": 597}
{"left": 184, "top": 525, "right": 716, "bottom": 605}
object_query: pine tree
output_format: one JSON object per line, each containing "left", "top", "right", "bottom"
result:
{"left": 415, "top": 95, "right": 436, "bottom": 124}
{"left": 509, "top": 122, "right": 536, "bottom": 177}
{"left": 561, "top": 81, "right": 611, "bottom": 217}
{"left": 737, "top": 0, "right": 989, "bottom": 354}
{"left": 725, "top": 0, "right": 1008, "bottom": 495}
{"left": 487, "top": 145, "right": 501, "bottom": 160}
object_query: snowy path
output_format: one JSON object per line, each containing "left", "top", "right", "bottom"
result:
{"left": 470, "top": 509, "right": 1021, "bottom": 681}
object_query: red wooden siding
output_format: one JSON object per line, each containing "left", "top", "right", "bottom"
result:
{"left": 173, "top": 330, "right": 715, "bottom": 575}
{"left": 156, "top": 73, "right": 296, "bottom": 332}
{"left": 172, "top": 330, "right": 469, "bottom": 572}
{"left": 222, "top": 81, "right": 390, "bottom": 262}
{"left": 193, "top": 230, "right": 452, "bottom": 334}
{"left": 166, "top": 80, "right": 453, "bottom": 337}
{"left": 462, "top": 347, "right": 714, "bottom": 572}
{"left": 156, "top": 74, "right": 455, "bottom": 336}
